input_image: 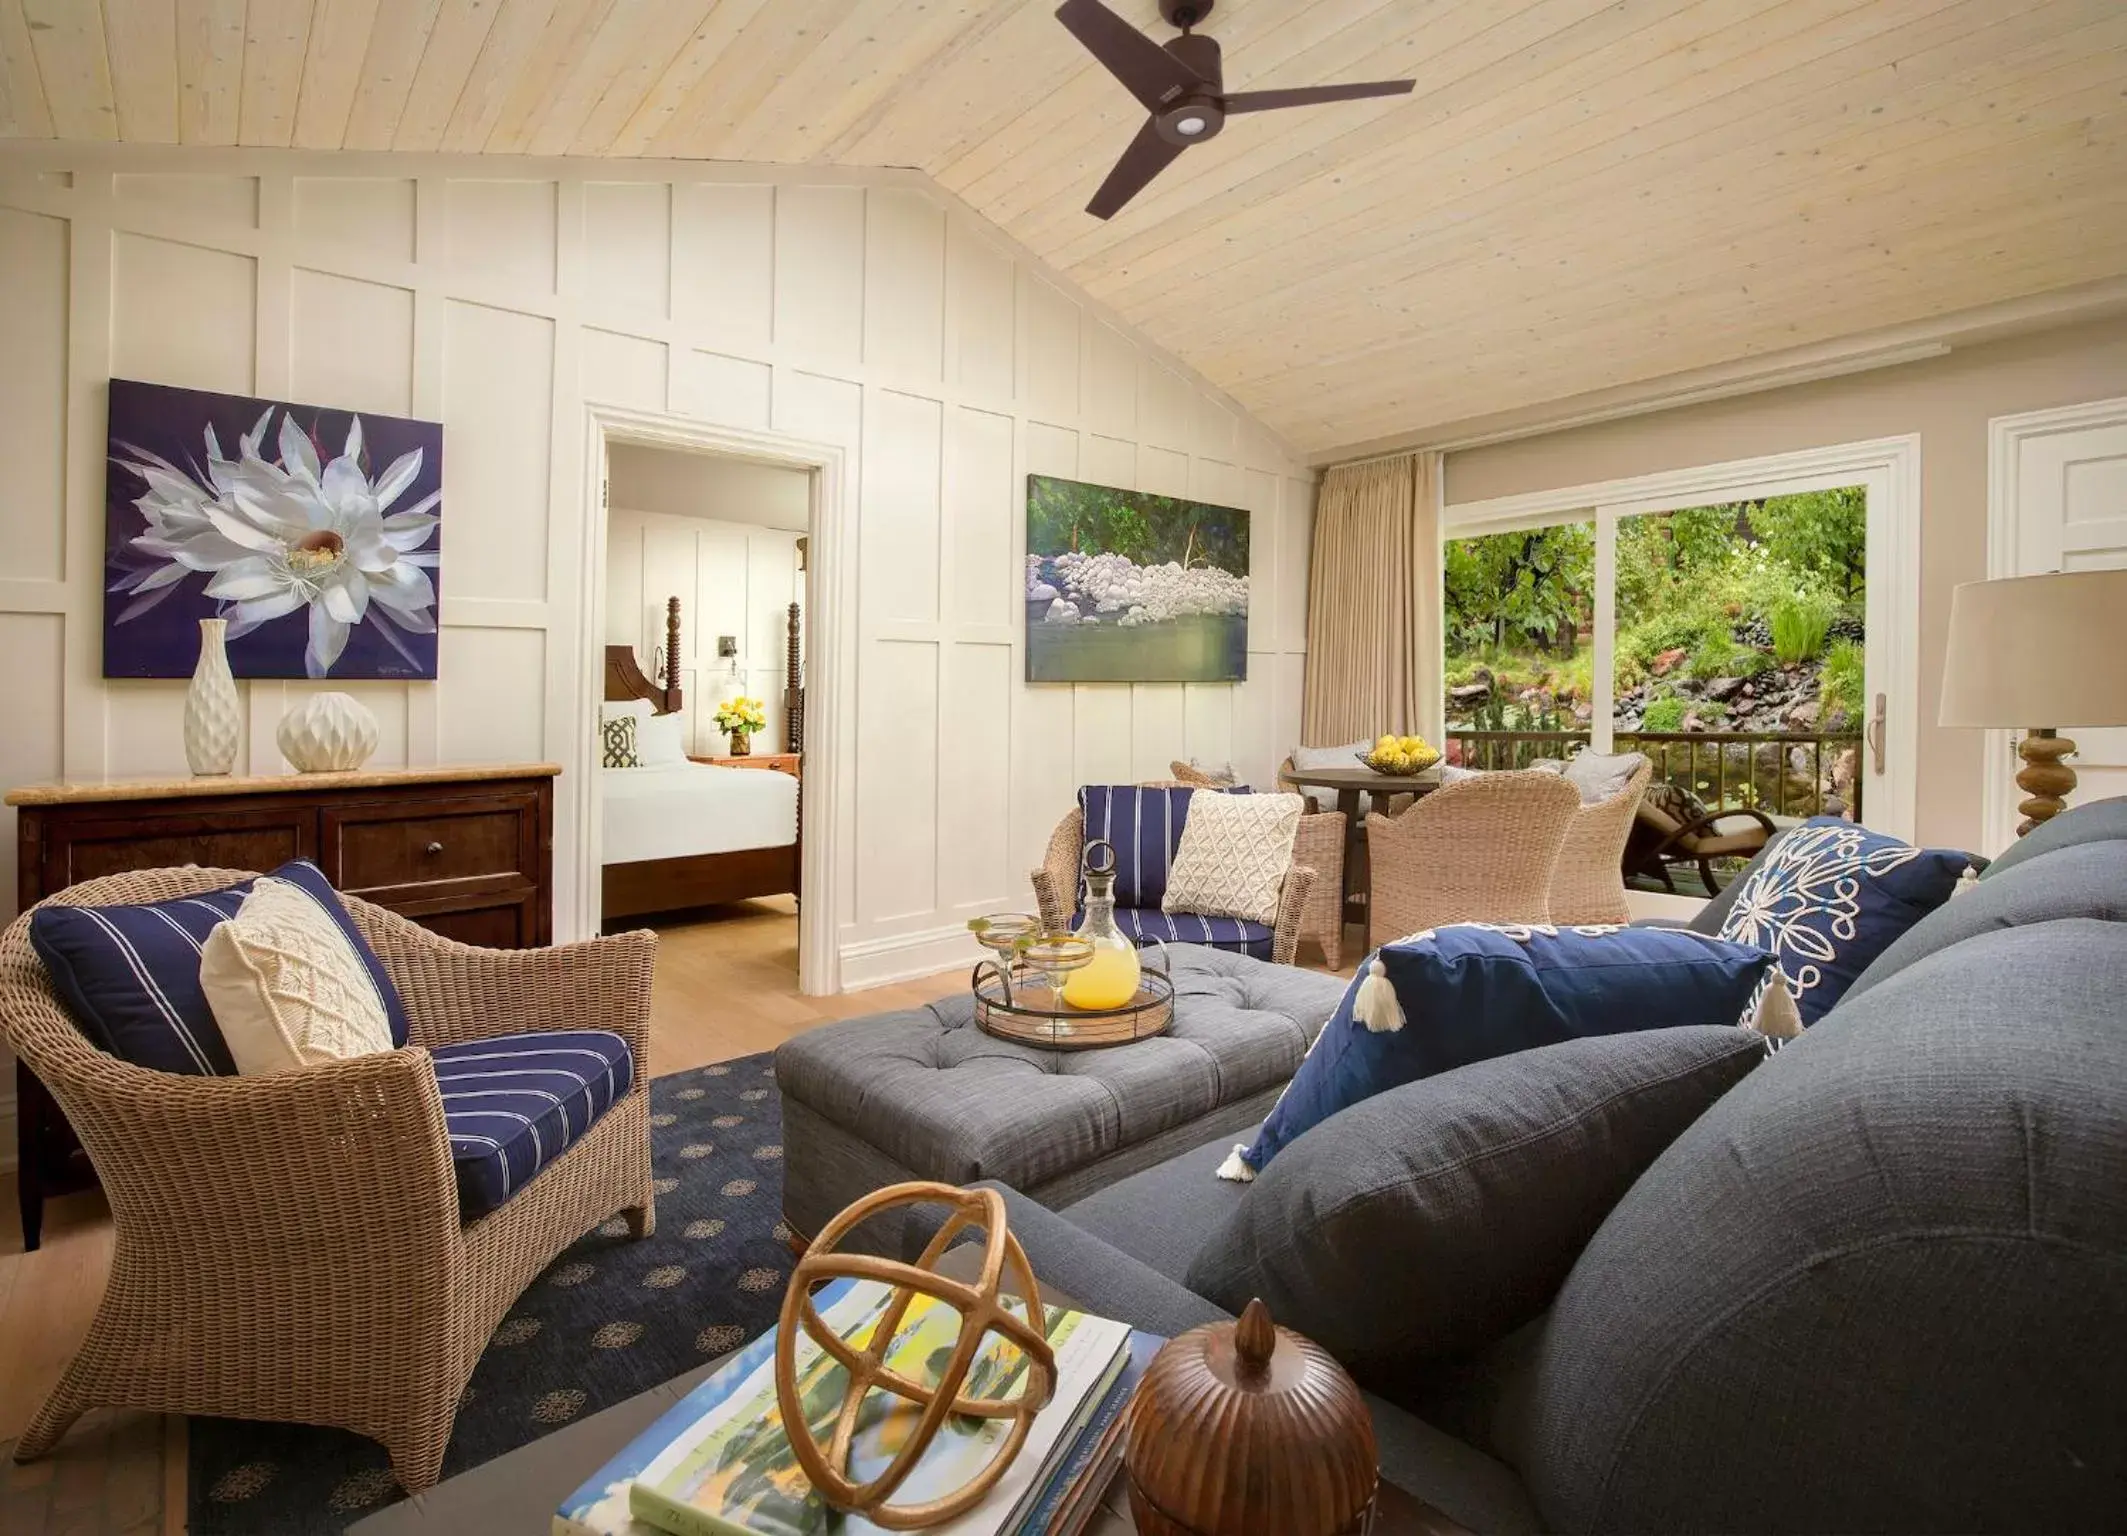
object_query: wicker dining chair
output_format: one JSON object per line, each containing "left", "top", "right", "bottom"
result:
{"left": 1549, "top": 755, "right": 1654, "bottom": 925}
{"left": 1364, "top": 770, "right": 1582, "bottom": 947}
{"left": 1031, "top": 800, "right": 1336, "bottom": 967}
{"left": 0, "top": 868, "right": 657, "bottom": 1493}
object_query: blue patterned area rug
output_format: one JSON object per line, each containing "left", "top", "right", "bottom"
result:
{"left": 187, "top": 1052, "right": 796, "bottom": 1535}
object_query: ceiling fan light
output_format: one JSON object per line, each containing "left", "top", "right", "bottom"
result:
{"left": 1175, "top": 114, "right": 1208, "bottom": 135}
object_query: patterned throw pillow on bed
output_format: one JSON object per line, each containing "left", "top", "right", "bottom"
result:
{"left": 600, "top": 713, "right": 641, "bottom": 769}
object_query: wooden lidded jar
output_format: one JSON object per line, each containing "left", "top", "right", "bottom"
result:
{"left": 1124, "top": 1298, "right": 1379, "bottom": 1536}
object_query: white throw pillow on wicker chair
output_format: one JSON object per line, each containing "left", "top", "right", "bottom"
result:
{"left": 200, "top": 876, "right": 395, "bottom": 1075}
{"left": 1163, "top": 792, "right": 1306, "bottom": 926}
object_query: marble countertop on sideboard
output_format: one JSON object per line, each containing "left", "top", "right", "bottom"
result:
{"left": 5, "top": 762, "right": 561, "bottom": 806}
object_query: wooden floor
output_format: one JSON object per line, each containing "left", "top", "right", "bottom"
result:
{"left": 0, "top": 897, "right": 968, "bottom": 1535}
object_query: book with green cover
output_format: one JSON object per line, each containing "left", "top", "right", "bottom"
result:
{"left": 553, "top": 1276, "right": 1128, "bottom": 1536}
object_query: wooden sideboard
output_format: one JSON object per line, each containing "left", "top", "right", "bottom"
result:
{"left": 5, "top": 761, "right": 559, "bottom": 1249}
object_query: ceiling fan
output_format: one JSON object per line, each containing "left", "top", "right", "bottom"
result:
{"left": 1057, "top": 0, "right": 1416, "bottom": 219}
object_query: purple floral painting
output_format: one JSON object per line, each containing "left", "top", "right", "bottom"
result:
{"left": 104, "top": 377, "right": 443, "bottom": 679}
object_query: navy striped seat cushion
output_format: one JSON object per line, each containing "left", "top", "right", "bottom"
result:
{"left": 1103, "top": 906, "right": 1276, "bottom": 961}
{"left": 434, "top": 1029, "right": 634, "bottom": 1219}
{"left": 28, "top": 859, "right": 408, "bottom": 1076}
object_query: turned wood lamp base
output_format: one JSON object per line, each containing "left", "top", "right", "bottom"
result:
{"left": 2015, "top": 728, "right": 2078, "bottom": 836}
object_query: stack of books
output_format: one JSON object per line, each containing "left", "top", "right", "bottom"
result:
{"left": 555, "top": 1276, "right": 1158, "bottom": 1536}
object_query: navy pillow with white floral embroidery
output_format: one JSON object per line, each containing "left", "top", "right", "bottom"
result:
{"left": 1717, "top": 816, "right": 1970, "bottom": 1025}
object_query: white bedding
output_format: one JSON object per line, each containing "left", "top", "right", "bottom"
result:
{"left": 602, "top": 761, "right": 798, "bottom": 866}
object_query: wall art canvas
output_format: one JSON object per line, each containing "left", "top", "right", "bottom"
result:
{"left": 1025, "top": 474, "right": 1249, "bottom": 683}
{"left": 104, "top": 377, "right": 443, "bottom": 680}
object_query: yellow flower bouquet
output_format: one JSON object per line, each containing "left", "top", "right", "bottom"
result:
{"left": 713, "top": 696, "right": 769, "bottom": 743}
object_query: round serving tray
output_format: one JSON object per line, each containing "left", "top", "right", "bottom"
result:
{"left": 971, "top": 955, "right": 1174, "bottom": 1050}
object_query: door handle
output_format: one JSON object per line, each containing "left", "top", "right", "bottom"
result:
{"left": 1868, "top": 693, "right": 1886, "bottom": 776}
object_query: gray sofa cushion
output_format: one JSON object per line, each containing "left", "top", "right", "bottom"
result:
{"left": 1979, "top": 793, "right": 2127, "bottom": 881}
{"left": 1056, "top": 1131, "right": 1248, "bottom": 1283}
{"left": 1513, "top": 920, "right": 2127, "bottom": 1533}
{"left": 1848, "top": 839, "right": 2127, "bottom": 999}
{"left": 901, "top": 1181, "right": 1542, "bottom": 1533}
{"left": 1181, "top": 1027, "right": 1765, "bottom": 1389}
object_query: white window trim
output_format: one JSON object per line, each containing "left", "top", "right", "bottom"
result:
{"left": 1442, "top": 435, "right": 1921, "bottom": 841}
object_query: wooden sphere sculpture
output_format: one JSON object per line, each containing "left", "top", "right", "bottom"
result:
{"left": 774, "top": 1182, "right": 1058, "bottom": 1531}
{"left": 1124, "top": 1298, "right": 1378, "bottom": 1536}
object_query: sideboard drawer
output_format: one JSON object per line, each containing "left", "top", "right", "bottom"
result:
{"left": 326, "top": 795, "right": 536, "bottom": 895}
{"left": 37, "top": 805, "right": 315, "bottom": 892}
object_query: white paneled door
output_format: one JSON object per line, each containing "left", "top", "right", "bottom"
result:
{"left": 1988, "top": 400, "right": 2127, "bottom": 848}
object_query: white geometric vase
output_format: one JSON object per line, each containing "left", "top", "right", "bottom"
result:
{"left": 183, "top": 618, "right": 241, "bottom": 776}
{"left": 277, "top": 691, "right": 379, "bottom": 773}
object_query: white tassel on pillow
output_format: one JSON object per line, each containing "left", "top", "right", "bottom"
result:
{"left": 1748, "top": 975, "right": 1805, "bottom": 1040}
{"left": 1353, "top": 958, "right": 1406, "bottom": 1033}
{"left": 1215, "top": 1145, "right": 1256, "bottom": 1183}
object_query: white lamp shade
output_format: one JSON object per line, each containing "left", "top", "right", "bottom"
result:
{"left": 1938, "top": 570, "right": 2127, "bottom": 729}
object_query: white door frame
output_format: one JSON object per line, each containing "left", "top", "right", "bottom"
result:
{"left": 1983, "top": 396, "right": 2127, "bottom": 851}
{"left": 1442, "top": 435, "right": 1922, "bottom": 841}
{"left": 575, "top": 403, "right": 853, "bottom": 996}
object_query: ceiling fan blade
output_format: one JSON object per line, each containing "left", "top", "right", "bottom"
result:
{"left": 1223, "top": 79, "right": 1415, "bottom": 113}
{"left": 1087, "top": 117, "right": 1186, "bottom": 220}
{"left": 1056, "top": 0, "right": 1206, "bottom": 114}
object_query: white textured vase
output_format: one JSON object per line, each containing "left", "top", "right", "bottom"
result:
{"left": 277, "top": 691, "right": 379, "bottom": 773}
{"left": 183, "top": 618, "right": 241, "bottom": 776}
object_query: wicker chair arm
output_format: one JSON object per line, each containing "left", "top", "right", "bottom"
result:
{"left": 1030, "top": 810, "right": 1083, "bottom": 933}
{"left": 1271, "top": 864, "right": 1317, "bottom": 966}
{"left": 62, "top": 1045, "right": 463, "bottom": 1271}
{"left": 354, "top": 902, "right": 656, "bottom": 1071}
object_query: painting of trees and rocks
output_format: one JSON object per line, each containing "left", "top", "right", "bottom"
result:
{"left": 1025, "top": 474, "right": 1248, "bottom": 683}
{"left": 1445, "top": 488, "right": 1867, "bottom": 821}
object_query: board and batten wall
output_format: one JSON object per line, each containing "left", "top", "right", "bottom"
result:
{"left": 606, "top": 505, "right": 805, "bottom": 757}
{"left": 0, "top": 145, "right": 1315, "bottom": 1029}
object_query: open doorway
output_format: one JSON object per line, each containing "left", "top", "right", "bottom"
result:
{"left": 576, "top": 406, "right": 847, "bottom": 998}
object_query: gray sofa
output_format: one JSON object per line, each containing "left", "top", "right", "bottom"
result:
{"left": 920, "top": 800, "right": 2127, "bottom": 1532}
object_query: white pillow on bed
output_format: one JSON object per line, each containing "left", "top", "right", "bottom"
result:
{"left": 635, "top": 712, "right": 689, "bottom": 767}
{"left": 601, "top": 698, "right": 650, "bottom": 724}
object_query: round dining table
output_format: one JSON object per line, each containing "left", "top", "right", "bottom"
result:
{"left": 1278, "top": 763, "right": 1444, "bottom": 931}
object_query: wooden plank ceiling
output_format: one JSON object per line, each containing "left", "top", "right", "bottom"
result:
{"left": 5, "top": 0, "right": 2125, "bottom": 458}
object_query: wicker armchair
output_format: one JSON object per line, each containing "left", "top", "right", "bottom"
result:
{"left": 1031, "top": 807, "right": 1327, "bottom": 966}
{"left": 0, "top": 868, "right": 657, "bottom": 1493}
{"left": 1549, "top": 756, "right": 1654, "bottom": 925}
{"left": 1364, "top": 770, "right": 1582, "bottom": 947}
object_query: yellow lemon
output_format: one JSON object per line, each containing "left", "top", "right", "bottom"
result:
{"left": 1376, "top": 734, "right": 1399, "bottom": 753}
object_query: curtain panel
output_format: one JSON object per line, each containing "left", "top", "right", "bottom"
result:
{"left": 1300, "top": 451, "right": 1443, "bottom": 746}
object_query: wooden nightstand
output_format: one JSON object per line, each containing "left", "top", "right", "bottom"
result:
{"left": 691, "top": 752, "right": 801, "bottom": 779}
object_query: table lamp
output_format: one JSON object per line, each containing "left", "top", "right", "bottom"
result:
{"left": 1938, "top": 569, "right": 2127, "bottom": 835}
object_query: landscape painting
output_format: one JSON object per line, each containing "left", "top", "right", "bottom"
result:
{"left": 104, "top": 377, "right": 443, "bottom": 680}
{"left": 1025, "top": 474, "right": 1249, "bottom": 683}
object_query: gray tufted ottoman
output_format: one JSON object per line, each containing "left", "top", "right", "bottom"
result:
{"left": 776, "top": 945, "right": 1344, "bottom": 1249}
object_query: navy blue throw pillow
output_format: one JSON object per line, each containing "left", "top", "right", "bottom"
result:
{"left": 1716, "top": 816, "right": 1971, "bottom": 1024}
{"left": 29, "top": 859, "right": 409, "bottom": 1075}
{"left": 1227, "top": 923, "right": 1782, "bottom": 1179}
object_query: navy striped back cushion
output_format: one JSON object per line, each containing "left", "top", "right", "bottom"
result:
{"left": 1075, "top": 785, "right": 1249, "bottom": 909}
{"left": 28, "top": 860, "right": 408, "bottom": 1075}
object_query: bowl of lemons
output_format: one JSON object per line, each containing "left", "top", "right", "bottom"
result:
{"left": 1359, "top": 734, "right": 1442, "bottom": 776}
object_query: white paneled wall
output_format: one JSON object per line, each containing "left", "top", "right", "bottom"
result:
{"left": 606, "top": 506, "right": 805, "bottom": 755}
{"left": 0, "top": 147, "right": 1314, "bottom": 1022}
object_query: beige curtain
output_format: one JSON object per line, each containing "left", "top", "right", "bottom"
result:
{"left": 1300, "top": 451, "right": 1442, "bottom": 746}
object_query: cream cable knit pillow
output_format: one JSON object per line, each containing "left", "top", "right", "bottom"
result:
{"left": 200, "top": 876, "right": 395, "bottom": 1075}
{"left": 1163, "top": 792, "right": 1305, "bottom": 926}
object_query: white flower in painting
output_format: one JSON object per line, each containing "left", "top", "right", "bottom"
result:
{"left": 113, "top": 409, "right": 439, "bottom": 678}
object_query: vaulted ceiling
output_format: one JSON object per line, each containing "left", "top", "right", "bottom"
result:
{"left": 4, "top": 0, "right": 2125, "bottom": 459}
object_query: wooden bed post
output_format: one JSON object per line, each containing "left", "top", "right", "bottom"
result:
{"left": 664, "top": 596, "right": 683, "bottom": 713}
{"left": 786, "top": 602, "right": 803, "bottom": 755}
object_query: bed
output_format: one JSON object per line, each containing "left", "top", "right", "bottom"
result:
{"left": 601, "top": 596, "right": 804, "bottom": 924}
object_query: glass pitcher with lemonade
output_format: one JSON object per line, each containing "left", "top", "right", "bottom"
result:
{"left": 1064, "top": 838, "right": 1142, "bottom": 1010}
